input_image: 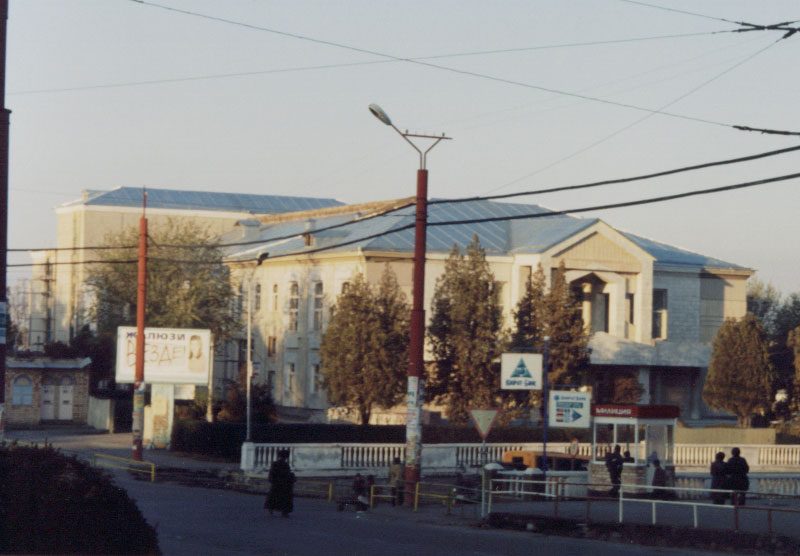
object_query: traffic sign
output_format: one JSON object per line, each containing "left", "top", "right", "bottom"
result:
{"left": 469, "top": 408, "right": 501, "bottom": 440}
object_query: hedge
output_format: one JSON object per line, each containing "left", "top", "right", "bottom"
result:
{"left": 171, "top": 419, "right": 591, "bottom": 460}
{"left": 0, "top": 444, "right": 161, "bottom": 555}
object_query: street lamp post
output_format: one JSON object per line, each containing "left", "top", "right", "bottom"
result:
{"left": 369, "top": 104, "right": 450, "bottom": 503}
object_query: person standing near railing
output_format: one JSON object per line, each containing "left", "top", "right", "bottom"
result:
{"left": 725, "top": 447, "right": 749, "bottom": 506}
{"left": 388, "top": 457, "right": 405, "bottom": 506}
{"left": 710, "top": 451, "right": 727, "bottom": 505}
{"left": 605, "top": 445, "right": 624, "bottom": 497}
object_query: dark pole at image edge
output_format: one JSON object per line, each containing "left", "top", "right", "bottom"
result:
{"left": 0, "top": 0, "right": 10, "bottom": 442}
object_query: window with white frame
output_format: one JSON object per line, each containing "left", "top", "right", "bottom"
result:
{"left": 272, "top": 283, "right": 278, "bottom": 312}
{"left": 289, "top": 282, "right": 299, "bottom": 331}
{"left": 312, "top": 281, "right": 324, "bottom": 331}
{"left": 341, "top": 281, "right": 350, "bottom": 294}
{"left": 254, "top": 283, "right": 261, "bottom": 311}
{"left": 652, "top": 289, "right": 668, "bottom": 339}
{"left": 12, "top": 376, "right": 33, "bottom": 406}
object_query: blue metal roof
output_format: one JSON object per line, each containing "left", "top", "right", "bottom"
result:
{"left": 225, "top": 198, "right": 747, "bottom": 272}
{"left": 622, "top": 233, "right": 750, "bottom": 271}
{"left": 68, "top": 186, "right": 343, "bottom": 214}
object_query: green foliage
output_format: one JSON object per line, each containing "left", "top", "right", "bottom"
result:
{"left": 0, "top": 444, "right": 160, "bottom": 555}
{"left": 319, "top": 267, "right": 409, "bottom": 425}
{"left": 216, "top": 367, "right": 276, "bottom": 424}
{"left": 86, "top": 219, "right": 239, "bottom": 345}
{"left": 507, "top": 262, "right": 590, "bottom": 413}
{"left": 703, "top": 313, "right": 775, "bottom": 427}
{"left": 170, "top": 420, "right": 592, "bottom": 459}
{"left": 787, "top": 326, "right": 800, "bottom": 415}
{"left": 746, "top": 278, "right": 782, "bottom": 338}
{"left": 427, "top": 237, "right": 504, "bottom": 424}
{"left": 594, "top": 370, "right": 644, "bottom": 404}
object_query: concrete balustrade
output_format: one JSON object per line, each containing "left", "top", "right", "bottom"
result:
{"left": 241, "top": 442, "right": 800, "bottom": 476}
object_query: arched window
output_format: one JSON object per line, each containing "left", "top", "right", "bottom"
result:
{"left": 12, "top": 376, "right": 33, "bottom": 406}
{"left": 289, "top": 282, "right": 299, "bottom": 331}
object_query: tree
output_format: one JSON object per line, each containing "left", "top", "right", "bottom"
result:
{"left": 508, "top": 262, "right": 591, "bottom": 412}
{"left": 787, "top": 326, "right": 800, "bottom": 416}
{"left": 702, "top": 313, "right": 775, "bottom": 427}
{"left": 746, "top": 278, "right": 781, "bottom": 338}
{"left": 544, "top": 261, "right": 590, "bottom": 387}
{"left": 86, "top": 220, "right": 239, "bottom": 382}
{"left": 427, "top": 237, "right": 504, "bottom": 424}
{"left": 319, "top": 267, "right": 409, "bottom": 425}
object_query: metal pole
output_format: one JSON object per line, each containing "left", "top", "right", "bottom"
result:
{"left": 0, "top": 0, "right": 10, "bottom": 444}
{"left": 542, "top": 336, "right": 550, "bottom": 480}
{"left": 404, "top": 167, "right": 428, "bottom": 505}
{"left": 246, "top": 277, "right": 253, "bottom": 442}
{"left": 132, "top": 191, "right": 147, "bottom": 462}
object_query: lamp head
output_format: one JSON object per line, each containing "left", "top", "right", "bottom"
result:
{"left": 368, "top": 103, "right": 392, "bottom": 126}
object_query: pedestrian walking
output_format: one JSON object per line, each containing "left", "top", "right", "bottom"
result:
{"left": 725, "top": 447, "right": 749, "bottom": 506}
{"left": 265, "top": 449, "right": 295, "bottom": 517}
{"left": 710, "top": 451, "right": 727, "bottom": 505}
{"left": 388, "top": 457, "right": 405, "bottom": 506}
{"left": 605, "top": 445, "right": 624, "bottom": 497}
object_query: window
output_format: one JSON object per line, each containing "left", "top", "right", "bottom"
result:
{"left": 289, "top": 282, "right": 299, "bottom": 331}
{"left": 268, "top": 371, "right": 276, "bottom": 396}
{"left": 652, "top": 289, "right": 668, "bottom": 339}
{"left": 341, "top": 281, "right": 350, "bottom": 294}
{"left": 267, "top": 336, "right": 277, "bottom": 357}
{"left": 311, "top": 363, "right": 320, "bottom": 394}
{"left": 272, "top": 284, "right": 278, "bottom": 311}
{"left": 254, "top": 283, "right": 261, "bottom": 311}
{"left": 313, "top": 281, "right": 324, "bottom": 331}
{"left": 12, "top": 376, "right": 33, "bottom": 406}
{"left": 286, "top": 363, "right": 295, "bottom": 394}
{"left": 626, "top": 293, "right": 635, "bottom": 324}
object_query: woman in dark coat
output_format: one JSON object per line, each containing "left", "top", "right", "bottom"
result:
{"left": 724, "top": 447, "right": 749, "bottom": 506}
{"left": 265, "top": 449, "right": 295, "bottom": 517}
{"left": 710, "top": 451, "right": 727, "bottom": 504}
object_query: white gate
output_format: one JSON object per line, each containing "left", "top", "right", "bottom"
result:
{"left": 58, "top": 377, "right": 74, "bottom": 421}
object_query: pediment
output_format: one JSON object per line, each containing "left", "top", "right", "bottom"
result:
{"left": 552, "top": 229, "right": 646, "bottom": 273}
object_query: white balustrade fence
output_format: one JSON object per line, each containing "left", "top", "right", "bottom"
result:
{"left": 241, "top": 442, "right": 800, "bottom": 474}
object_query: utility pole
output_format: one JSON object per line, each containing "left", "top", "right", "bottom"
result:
{"left": 132, "top": 190, "right": 147, "bottom": 461}
{"left": 0, "top": 0, "right": 10, "bottom": 443}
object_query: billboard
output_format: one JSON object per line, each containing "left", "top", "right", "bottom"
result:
{"left": 500, "top": 353, "right": 542, "bottom": 390}
{"left": 115, "top": 327, "right": 211, "bottom": 384}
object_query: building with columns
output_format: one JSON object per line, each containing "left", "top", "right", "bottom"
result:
{"left": 224, "top": 197, "right": 751, "bottom": 423}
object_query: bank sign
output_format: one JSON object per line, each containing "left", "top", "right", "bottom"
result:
{"left": 549, "top": 390, "right": 591, "bottom": 428}
{"left": 500, "top": 353, "right": 542, "bottom": 390}
{"left": 115, "top": 326, "right": 211, "bottom": 384}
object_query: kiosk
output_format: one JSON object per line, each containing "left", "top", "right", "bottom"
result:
{"left": 590, "top": 405, "right": 679, "bottom": 493}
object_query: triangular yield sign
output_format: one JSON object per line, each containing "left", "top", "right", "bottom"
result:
{"left": 469, "top": 408, "right": 501, "bottom": 440}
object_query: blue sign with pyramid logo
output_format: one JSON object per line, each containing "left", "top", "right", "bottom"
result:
{"left": 500, "top": 353, "right": 542, "bottom": 390}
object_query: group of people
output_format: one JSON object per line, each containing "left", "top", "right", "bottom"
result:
{"left": 710, "top": 447, "right": 750, "bottom": 505}
{"left": 263, "top": 453, "right": 406, "bottom": 517}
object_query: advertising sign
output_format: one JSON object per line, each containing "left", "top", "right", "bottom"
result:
{"left": 500, "top": 353, "right": 542, "bottom": 390}
{"left": 115, "top": 327, "right": 211, "bottom": 384}
{"left": 549, "top": 390, "right": 591, "bottom": 428}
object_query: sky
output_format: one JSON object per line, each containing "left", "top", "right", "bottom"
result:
{"left": 6, "top": 0, "right": 800, "bottom": 296}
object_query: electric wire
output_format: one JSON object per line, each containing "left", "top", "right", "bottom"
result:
{"left": 126, "top": 0, "right": 742, "bottom": 131}
{"left": 10, "top": 169, "right": 800, "bottom": 268}
{"left": 9, "top": 143, "right": 800, "bottom": 253}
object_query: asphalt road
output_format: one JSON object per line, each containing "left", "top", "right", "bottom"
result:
{"left": 109, "top": 470, "right": 736, "bottom": 556}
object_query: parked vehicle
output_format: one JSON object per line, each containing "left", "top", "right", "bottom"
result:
{"left": 502, "top": 450, "right": 589, "bottom": 471}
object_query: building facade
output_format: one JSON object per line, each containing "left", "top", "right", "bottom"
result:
{"left": 224, "top": 198, "right": 751, "bottom": 423}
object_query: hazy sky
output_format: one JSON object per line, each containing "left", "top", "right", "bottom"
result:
{"left": 6, "top": 1, "right": 800, "bottom": 295}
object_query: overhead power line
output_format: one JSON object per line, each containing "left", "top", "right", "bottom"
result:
{"left": 9, "top": 31, "right": 726, "bottom": 96}
{"left": 9, "top": 143, "right": 800, "bottom": 254}
{"left": 127, "top": 0, "right": 779, "bottom": 133}
{"left": 10, "top": 169, "right": 799, "bottom": 268}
